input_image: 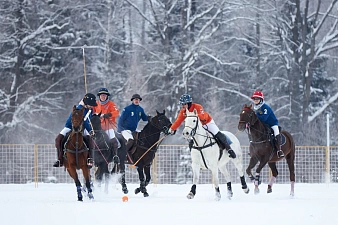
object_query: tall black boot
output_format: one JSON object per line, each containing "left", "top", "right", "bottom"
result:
{"left": 215, "top": 131, "right": 236, "bottom": 158}
{"left": 85, "top": 135, "right": 94, "bottom": 168}
{"left": 276, "top": 134, "right": 284, "bottom": 158}
{"left": 53, "top": 134, "right": 64, "bottom": 167}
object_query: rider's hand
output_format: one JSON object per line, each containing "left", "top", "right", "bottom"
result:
{"left": 102, "top": 113, "right": 112, "bottom": 119}
{"left": 89, "top": 130, "right": 96, "bottom": 139}
{"left": 168, "top": 128, "right": 176, "bottom": 135}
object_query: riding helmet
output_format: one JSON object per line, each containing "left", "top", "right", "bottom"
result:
{"left": 83, "top": 93, "right": 98, "bottom": 106}
{"left": 179, "top": 94, "right": 192, "bottom": 105}
{"left": 131, "top": 94, "right": 142, "bottom": 101}
{"left": 97, "top": 88, "right": 110, "bottom": 96}
{"left": 251, "top": 91, "right": 264, "bottom": 100}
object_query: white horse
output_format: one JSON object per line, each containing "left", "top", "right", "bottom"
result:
{"left": 182, "top": 109, "right": 249, "bottom": 201}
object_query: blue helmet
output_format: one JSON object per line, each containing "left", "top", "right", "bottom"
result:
{"left": 97, "top": 88, "right": 110, "bottom": 96}
{"left": 179, "top": 94, "right": 192, "bottom": 105}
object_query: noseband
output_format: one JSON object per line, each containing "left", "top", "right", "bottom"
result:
{"left": 149, "top": 115, "right": 171, "bottom": 134}
{"left": 184, "top": 115, "right": 199, "bottom": 138}
{"left": 238, "top": 108, "right": 257, "bottom": 128}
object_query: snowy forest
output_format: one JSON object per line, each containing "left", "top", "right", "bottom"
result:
{"left": 1, "top": 0, "right": 338, "bottom": 146}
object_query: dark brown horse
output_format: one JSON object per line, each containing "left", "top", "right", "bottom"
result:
{"left": 126, "top": 110, "right": 172, "bottom": 197}
{"left": 63, "top": 106, "right": 94, "bottom": 201}
{"left": 237, "top": 104, "right": 295, "bottom": 196}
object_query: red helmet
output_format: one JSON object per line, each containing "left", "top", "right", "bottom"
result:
{"left": 251, "top": 91, "right": 264, "bottom": 100}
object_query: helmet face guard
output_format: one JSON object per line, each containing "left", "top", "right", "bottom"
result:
{"left": 179, "top": 94, "right": 192, "bottom": 105}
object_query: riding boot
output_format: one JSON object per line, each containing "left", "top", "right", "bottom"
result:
{"left": 126, "top": 139, "right": 134, "bottom": 155}
{"left": 86, "top": 135, "right": 94, "bottom": 168}
{"left": 276, "top": 134, "right": 284, "bottom": 158}
{"left": 111, "top": 137, "right": 119, "bottom": 151}
{"left": 215, "top": 131, "right": 236, "bottom": 159}
{"left": 53, "top": 134, "right": 64, "bottom": 167}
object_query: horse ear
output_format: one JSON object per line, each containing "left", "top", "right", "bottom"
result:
{"left": 249, "top": 104, "right": 253, "bottom": 109}
{"left": 156, "top": 110, "right": 160, "bottom": 115}
{"left": 162, "top": 110, "right": 165, "bottom": 115}
{"left": 193, "top": 109, "right": 197, "bottom": 115}
{"left": 73, "top": 105, "right": 76, "bottom": 111}
{"left": 244, "top": 104, "right": 247, "bottom": 108}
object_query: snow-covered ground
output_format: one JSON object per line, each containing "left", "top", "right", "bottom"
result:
{"left": 1, "top": 182, "right": 337, "bottom": 225}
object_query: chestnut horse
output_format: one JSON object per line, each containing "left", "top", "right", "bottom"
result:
{"left": 238, "top": 104, "right": 295, "bottom": 196}
{"left": 63, "top": 106, "right": 94, "bottom": 201}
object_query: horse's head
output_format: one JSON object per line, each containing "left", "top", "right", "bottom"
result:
{"left": 71, "top": 105, "right": 85, "bottom": 133}
{"left": 238, "top": 104, "right": 257, "bottom": 131}
{"left": 150, "top": 110, "right": 172, "bottom": 134}
{"left": 182, "top": 108, "right": 200, "bottom": 140}
{"left": 91, "top": 113, "right": 103, "bottom": 131}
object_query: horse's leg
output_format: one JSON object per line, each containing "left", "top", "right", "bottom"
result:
{"left": 218, "top": 162, "right": 233, "bottom": 199}
{"left": 144, "top": 165, "right": 151, "bottom": 186}
{"left": 210, "top": 165, "right": 221, "bottom": 201}
{"left": 67, "top": 167, "right": 83, "bottom": 201}
{"left": 119, "top": 171, "right": 128, "bottom": 194}
{"left": 102, "top": 164, "right": 109, "bottom": 194}
{"left": 267, "top": 162, "right": 278, "bottom": 193}
{"left": 95, "top": 164, "right": 103, "bottom": 187}
{"left": 286, "top": 151, "right": 295, "bottom": 196}
{"left": 246, "top": 156, "right": 259, "bottom": 182}
{"left": 254, "top": 157, "right": 269, "bottom": 195}
{"left": 231, "top": 156, "right": 249, "bottom": 194}
{"left": 187, "top": 162, "right": 200, "bottom": 199}
{"left": 135, "top": 166, "right": 148, "bottom": 196}
{"left": 82, "top": 166, "right": 94, "bottom": 200}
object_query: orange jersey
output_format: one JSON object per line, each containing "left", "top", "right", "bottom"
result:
{"left": 170, "top": 103, "right": 212, "bottom": 130}
{"left": 93, "top": 100, "right": 119, "bottom": 130}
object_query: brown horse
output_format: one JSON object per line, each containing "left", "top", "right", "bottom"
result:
{"left": 237, "top": 104, "right": 295, "bottom": 196}
{"left": 63, "top": 105, "right": 94, "bottom": 201}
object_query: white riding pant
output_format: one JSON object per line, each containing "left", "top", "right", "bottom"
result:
{"left": 202, "top": 119, "right": 220, "bottom": 135}
{"left": 121, "top": 130, "right": 133, "bottom": 140}
{"left": 105, "top": 129, "right": 116, "bottom": 139}
{"left": 60, "top": 127, "right": 90, "bottom": 136}
{"left": 271, "top": 125, "right": 280, "bottom": 136}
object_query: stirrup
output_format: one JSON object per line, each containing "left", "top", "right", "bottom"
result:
{"left": 87, "top": 158, "right": 93, "bottom": 168}
{"left": 277, "top": 150, "right": 284, "bottom": 158}
{"left": 53, "top": 160, "right": 62, "bottom": 167}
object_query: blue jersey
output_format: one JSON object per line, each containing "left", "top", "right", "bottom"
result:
{"left": 254, "top": 103, "right": 278, "bottom": 127}
{"left": 64, "top": 105, "right": 93, "bottom": 133}
{"left": 117, "top": 103, "right": 148, "bottom": 132}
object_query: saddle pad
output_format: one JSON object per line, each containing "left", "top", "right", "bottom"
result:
{"left": 225, "top": 134, "right": 232, "bottom": 145}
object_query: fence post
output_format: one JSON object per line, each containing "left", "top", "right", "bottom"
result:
{"left": 326, "top": 114, "right": 330, "bottom": 184}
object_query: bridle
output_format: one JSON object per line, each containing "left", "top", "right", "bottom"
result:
{"left": 239, "top": 107, "right": 268, "bottom": 144}
{"left": 149, "top": 115, "right": 171, "bottom": 135}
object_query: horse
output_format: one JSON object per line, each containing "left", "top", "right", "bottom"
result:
{"left": 237, "top": 104, "right": 295, "bottom": 196}
{"left": 182, "top": 108, "right": 249, "bottom": 201}
{"left": 90, "top": 113, "right": 128, "bottom": 194}
{"left": 125, "top": 110, "right": 172, "bottom": 197}
{"left": 63, "top": 106, "right": 94, "bottom": 201}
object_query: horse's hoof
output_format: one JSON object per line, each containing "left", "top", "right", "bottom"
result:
{"left": 88, "top": 192, "right": 94, "bottom": 200}
{"left": 135, "top": 187, "right": 141, "bottom": 194}
{"left": 187, "top": 192, "right": 194, "bottom": 199}
{"left": 254, "top": 186, "right": 260, "bottom": 195}
{"left": 122, "top": 188, "right": 129, "bottom": 194}
{"left": 215, "top": 192, "right": 222, "bottom": 201}
{"left": 78, "top": 197, "right": 83, "bottom": 201}
{"left": 143, "top": 192, "right": 149, "bottom": 197}
{"left": 243, "top": 187, "right": 250, "bottom": 194}
{"left": 227, "top": 190, "right": 233, "bottom": 198}
{"left": 290, "top": 191, "right": 295, "bottom": 197}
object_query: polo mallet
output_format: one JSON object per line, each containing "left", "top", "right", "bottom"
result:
{"left": 128, "top": 135, "right": 167, "bottom": 169}
{"left": 82, "top": 46, "right": 88, "bottom": 94}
